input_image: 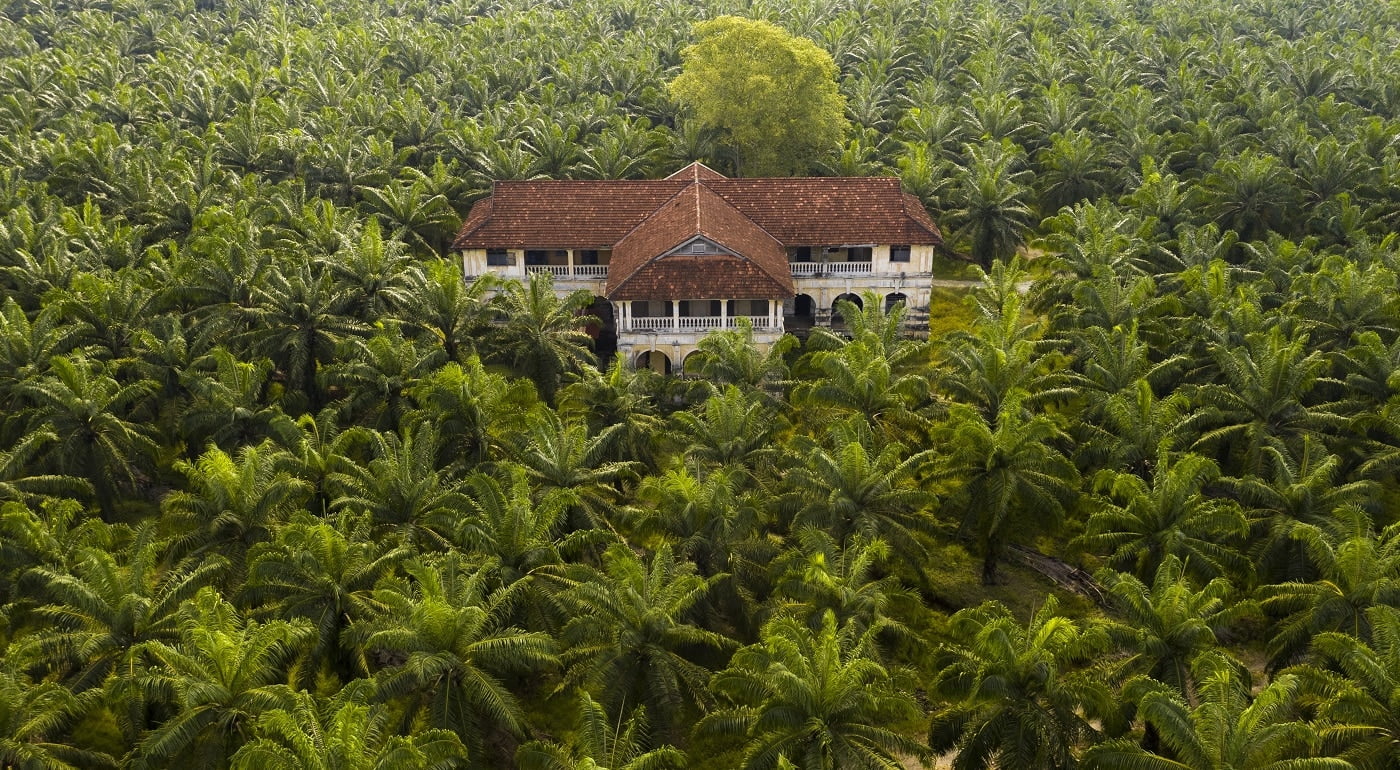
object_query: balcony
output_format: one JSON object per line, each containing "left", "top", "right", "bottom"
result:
{"left": 527, "top": 265, "right": 609, "bottom": 278}
{"left": 791, "top": 261, "right": 872, "bottom": 276}
{"left": 622, "top": 316, "right": 777, "bottom": 333}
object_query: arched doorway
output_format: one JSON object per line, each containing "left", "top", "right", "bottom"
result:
{"left": 790, "top": 293, "right": 816, "bottom": 326}
{"left": 831, "top": 293, "right": 862, "bottom": 327}
{"left": 681, "top": 350, "right": 706, "bottom": 376}
{"left": 636, "top": 350, "right": 671, "bottom": 375}
{"left": 884, "top": 292, "right": 907, "bottom": 313}
{"left": 587, "top": 298, "right": 617, "bottom": 363}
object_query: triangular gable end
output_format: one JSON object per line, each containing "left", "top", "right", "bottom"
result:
{"left": 662, "top": 236, "right": 727, "bottom": 257}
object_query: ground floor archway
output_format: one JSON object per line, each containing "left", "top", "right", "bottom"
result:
{"left": 831, "top": 293, "right": 863, "bottom": 326}
{"left": 635, "top": 350, "right": 671, "bottom": 375}
{"left": 884, "top": 292, "right": 907, "bottom": 313}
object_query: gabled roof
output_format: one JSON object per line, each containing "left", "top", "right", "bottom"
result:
{"left": 608, "top": 183, "right": 792, "bottom": 300}
{"left": 452, "top": 168, "right": 942, "bottom": 253}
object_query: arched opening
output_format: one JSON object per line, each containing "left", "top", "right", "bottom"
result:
{"left": 635, "top": 350, "right": 672, "bottom": 375}
{"left": 587, "top": 298, "right": 617, "bottom": 363}
{"left": 681, "top": 350, "right": 706, "bottom": 376}
{"left": 789, "top": 293, "right": 816, "bottom": 329}
{"left": 831, "top": 293, "right": 863, "bottom": 328}
{"left": 884, "top": 292, "right": 907, "bottom": 313}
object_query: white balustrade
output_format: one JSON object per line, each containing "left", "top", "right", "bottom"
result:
{"left": 622, "top": 316, "right": 776, "bottom": 333}
{"left": 790, "top": 261, "right": 873, "bottom": 276}
{"left": 526, "top": 265, "right": 609, "bottom": 278}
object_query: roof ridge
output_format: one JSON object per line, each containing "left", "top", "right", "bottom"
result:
{"left": 693, "top": 179, "right": 784, "bottom": 248}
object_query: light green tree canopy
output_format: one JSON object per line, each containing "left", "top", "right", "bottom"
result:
{"left": 669, "top": 16, "right": 848, "bottom": 177}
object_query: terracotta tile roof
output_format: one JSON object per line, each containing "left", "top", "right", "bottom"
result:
{"left": 664, "top": 161, "right": 728, "bottom": 182}
{"left": 452, "top": 180, "right": 687, "bottom": 249}
{"left": 450, "top": 171, "right": 944, "bottom": 296}
{"left": 611, "top": 255, "right": 790, "bottom": 300}
{"left": 607, "top": 183, "right": 793, "bottom": 300}
{"left": 702, "top": 177, "right": 942, "bottom": 245}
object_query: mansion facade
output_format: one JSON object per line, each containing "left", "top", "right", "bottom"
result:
{"left": 452, "top": 162, "right": 942, "bottom": 374}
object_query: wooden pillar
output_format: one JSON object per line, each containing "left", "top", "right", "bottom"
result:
{"left": 672, "top": 300, "right": 680, "bottom": 332}
{"left": 721, "top": 298, "right": 729, "bottom": 328}
{"left": 566, "top": 249, "right": 574, "bottom": 277}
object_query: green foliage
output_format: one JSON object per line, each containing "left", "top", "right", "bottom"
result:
{"left": 669, "top": 16, "right": 848, "bottom": 177}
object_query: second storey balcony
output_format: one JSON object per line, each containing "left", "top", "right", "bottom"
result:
{"left": 527, "top": 264, "right": 609, "bottom": 279}
{"left": 617, "top": 298, "right": 783, "bottom": 334}
{"left": 790, "top": 261, "right": 873, "bottom": 276}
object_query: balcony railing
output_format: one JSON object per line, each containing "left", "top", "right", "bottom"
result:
{"left": 526, "top": 265, "right": 609, "bottom": 278}
{"left": 790, "top": 261, "right": 872, "bottom": 276}
{"left": 623, "top": 316, "right": 776, "bottom": 333}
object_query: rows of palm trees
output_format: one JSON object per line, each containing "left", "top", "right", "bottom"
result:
{"left": 1, "top": 0, "right": 1400, "bottom": 767}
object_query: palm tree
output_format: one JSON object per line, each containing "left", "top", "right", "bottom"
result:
{"left": 406, "top": 264, "right": 496, "bottom": 364}
{"left": 1257, "top": 517, "right": 1400, "bottom": 669}
{"left": 329, "top": 423, "right": 468, "bottom": 549}
{"left": 136, "top": 588, "right": 312, "bottom": 768}
{"left": 1098, "top": 557, "right": 1254, "bottom": 699}
{"left": 1077, "top": 451, "right": 1249, "bottom": 585}
{"left": 939, "top": 400, "right": 1079, "bottom": 585}
{"left": 787, "top": 426, "right": 934, "bottom": 560}
{"left": 489, "top": 272, "right": 596, "bottom": 404}
{"left": 947, "top": 141, "right": 1036, "bottom": 266}
{"left": 241, "top": 514, "right": 410, "bottom": 683}
{"left": 230, "top": 686, "right": 468, "bottom": 770}
{"left": 1294, "top": 605, "right": 1400, "bottom": 770}
{"left": 178, "top": 348, "right": 291, "bottom": 455}
{"left": 407, "top": 358, "right": 541, "bottom": 472}
{"left": 670, "top": 385, "right": 781, "bottom": 472}
{"left": 928, "top": 597, "right": 1112, "bottom": 770}
{"left": 0, "top": 430, "right": 93, "bottom": 503}
{"left": 559, "top": 359, "right": 664, "bottom": 470}
{"left": 360, "top": 555, "right": 555, "bottom": 764}
{"left": 320, "top": 331, "right": 441, "bottom": 431}
{"left": 633, "top": 464, "right": 765, "bottom": 579}
{"left": 16, "top": 354, "right": 156, "bottom": 517}
{"left": 242, "top": 260, "right": 370, "bottom": 412}
{"left": 456, "top": 470, "right": 574, "bottom": 631}
{"left": 701, "top": 611, "right": 925, "bottom": 770}
{"left": 0, "top": 668, "right": 114, "bottom": 769}
{"left": 687, "top": 321, "right": 794, "bottom": 392}
{"left": 516, "top": 691, "right": 684, "bottom": 770}
{"left": 507, "top": 411, "right": 640, "bottom": 535}
{"left": 768, "top": 531, "right": 911, "bottom": 661}
{"left": 162, "top": 444, "right": 310, "bottom": 577}
{"left": 557, "top": 545, "right": 734, "bottom": 741}
{"left": 1082, "top": 654, "right": 1349, "bottom": 770}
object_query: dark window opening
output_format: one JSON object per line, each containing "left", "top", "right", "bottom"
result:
{"left": 487, "top": 249, "right": 512, "bottom": 266}
{"left": 890, "top": 245, "right": 911, "bottom": 263}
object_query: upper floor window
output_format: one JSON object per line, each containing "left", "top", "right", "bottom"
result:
{"left": 890, "top": 245, "right": 911, "bottom": 263}
{"left": 848, "top": 246, "right": 873, "bottom": 261}
{"left": 486, "top": 249, "right": 513, "bottom": 266}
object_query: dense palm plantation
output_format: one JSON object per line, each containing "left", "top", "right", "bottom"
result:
{"left": 2, "top": 0, "right": 1400, "bottom": 767}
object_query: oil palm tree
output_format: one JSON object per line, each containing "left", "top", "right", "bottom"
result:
{"left": 329, "top": 423, "right": 468, "bottom": 550}
{"left": 928, "top": 597, "right": 1112, "bottom": 770}
{"left": 1082, "top": 654, "right": 1349, "bottom": 770}
{"left": 516, "top": 691, "right": 684, "bottom": 770}
{"left": 230, "top": 685, "right": 467, "bottom": 770}
{"left": 1257, "top": 517, "right": 1400, "bottom": 669}
{"left": 16, "top": 354, "right": 156, "bottom": 517}
{"left": 489, "top": 272, "right": 596, "bottom": 404}
{"left": 360, "top": 555, "right": 555, "bottom": 765}
{"left": 136, "top": 588, "right": 312, "bottom": 768}
{"left": 701, "top": 611, "right": 925, "bottom": 770}
{"left": 0, "top": 668, "right": 114, "bottom": 769}
{"left": 241, "top": 514, "right": 410, "bottom": 683}
{"left": 507, "top": 412, "right": 640, "bottom": 535}
{"left": 939, "top": 400, "right": 1079, "bottom": 585}
{"left": 1098, "top": 556, "right": 1254, "bottom": 699}
{"left": 557, "top": 545, "right": 733, "bottom": 741}
{"left": 1077, "top": 451, "right": 1249, "bottom": 585}
{"left": 1294, "top": 605, "right": 1400, "bottom": 770}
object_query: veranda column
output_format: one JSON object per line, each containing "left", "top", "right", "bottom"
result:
{"left": 566, "top": 249, "right": 574, "bottom": 277}
{"left": 672, "top": 300, "right": 680, "bottom": 332}
{"left": 721, "top": 298, "right": 728, "bottom": 328}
